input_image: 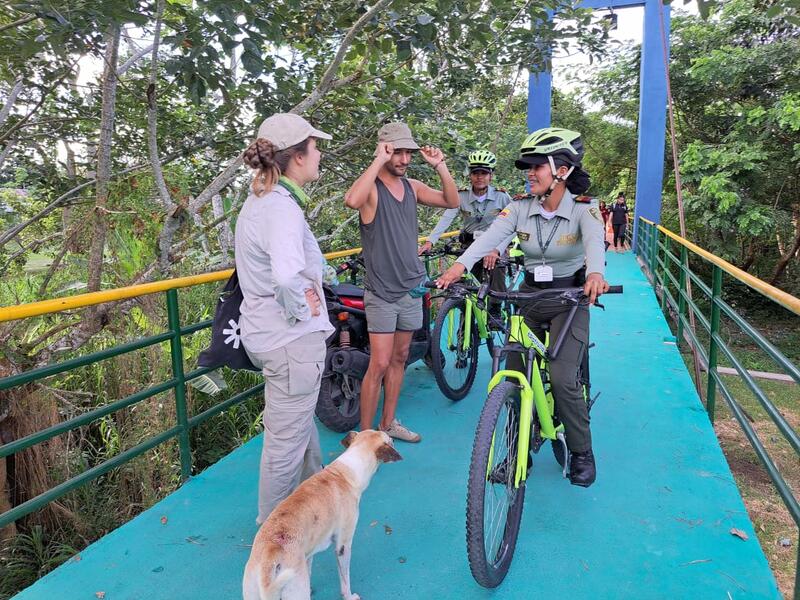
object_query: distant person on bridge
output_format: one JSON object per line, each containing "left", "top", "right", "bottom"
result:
{"left": 345, "top": 122, "right": 459, "bottom": 443}
{"left": 419, "top": 149, "right": 513, "bottom": 323}
{"left": 599, "top": 200, "right": 610, "bottom": 227}
{"left": 436, "top": 127, "right": 608, "bottom": 487}
{"left": 235, "top": 113, "right": 335, "bottom": 525}
{"left": 610, "top": 192, "right": 629, "bottom": 251}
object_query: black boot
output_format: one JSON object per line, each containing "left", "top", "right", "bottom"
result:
{"left": 569, "top": 450, "right": 596, "bottom": 487}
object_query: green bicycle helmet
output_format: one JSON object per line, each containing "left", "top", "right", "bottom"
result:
{"left": 515, "top": 128, "right": 584, "bottom": 170}
{"left": 515, "top": 128, "right": 590, "bottom": 197}
{"left": 467, "top": 149, "right": 497, "bottom": 171}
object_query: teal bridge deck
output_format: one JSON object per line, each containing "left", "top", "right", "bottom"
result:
{"left": 14, "top": 252, "right": 779, "bottom": 599}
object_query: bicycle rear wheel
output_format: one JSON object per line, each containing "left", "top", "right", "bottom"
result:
{"left": 466, "top": 381, "right": 526, "bottom": 588}
{"left": 431, "top": 298, "right": 479, "bottom": 400}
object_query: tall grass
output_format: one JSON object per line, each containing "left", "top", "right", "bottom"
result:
{"left": 0, "top": 278, "right": 265, "bottom": 597}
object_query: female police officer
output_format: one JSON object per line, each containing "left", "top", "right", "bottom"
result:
{"left": 436, "top": 128, "right": 608, "bottom": 487}
{"left": 236, "top": 114, "right": 335, "bottom": 523}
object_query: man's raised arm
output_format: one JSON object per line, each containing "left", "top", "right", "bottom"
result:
{"left": 344, "top": 142, "right": 394, "bottom": 210}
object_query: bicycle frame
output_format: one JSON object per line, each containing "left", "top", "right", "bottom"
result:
{"left": 446, "top": 292, "right": 491, "bottom": 353}
{"left": 486, "top": 315, "right": 563, "bottom": 488}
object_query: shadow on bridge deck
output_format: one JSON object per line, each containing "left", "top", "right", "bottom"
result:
{"left": 15, "top": 251, "right": 779, "bottom": 599}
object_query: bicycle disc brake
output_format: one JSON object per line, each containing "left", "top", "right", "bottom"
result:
{"left": 531, "top": 408, "right": 545, "bottom": 453}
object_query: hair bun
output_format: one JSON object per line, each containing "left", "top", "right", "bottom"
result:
{"left": 244, "top": 138, "right": 277, "bottom": 170}
{"left": 566, "top": 167, "right": 591, "bottom": 195}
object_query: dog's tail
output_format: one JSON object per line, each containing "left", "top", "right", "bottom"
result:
{"left": 243, "top": 558, "right": 295, "bottom": 600}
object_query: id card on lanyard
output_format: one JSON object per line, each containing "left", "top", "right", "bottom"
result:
{"left": 534, "top": 215, "right": 560, "bottom": 282}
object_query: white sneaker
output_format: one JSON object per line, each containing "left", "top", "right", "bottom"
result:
{"left": 382, "top": 419, "right": 421, "bottom": 443}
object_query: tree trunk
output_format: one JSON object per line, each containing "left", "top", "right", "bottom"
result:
{"left": 0, "top": 77, "right": 23, "bottom": 128}
{"left": 739, "top": 242, "right": 757, "bottom": 272}
{"left": 770, "top": 205, "right": 800, "bottom": 285}
{"left": 86, "top": 24, "right": 120, "bottom": 293}
{"left": 146, "top": 0, "right": 171, "bottom": 212}
{"left": 211, "top": 193, "right": 233, "bottom": 261}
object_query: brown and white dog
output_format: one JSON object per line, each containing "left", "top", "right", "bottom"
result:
{"left": 242, "top": 429, "right": 402, "bottom": 600}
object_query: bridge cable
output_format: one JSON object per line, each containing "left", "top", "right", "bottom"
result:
{"left": 658, "top": 2, "right": 705, "bottom": 400}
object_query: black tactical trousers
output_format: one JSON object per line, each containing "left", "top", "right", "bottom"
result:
{"left": 470, "top": 260, "right": 508, "bottom": 307}
{"left": 506, "top": 281, "right": 592, "bottom": 453}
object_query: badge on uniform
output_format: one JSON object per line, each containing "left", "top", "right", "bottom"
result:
{"left": 533, "top": 264, "right": 554, "bottom": 282}
{"left": 516, "top": 231, "right": 530, "bottom": 241}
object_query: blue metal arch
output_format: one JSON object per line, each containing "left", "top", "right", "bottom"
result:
{"left": 527, "top": 0, "right": 670, "bottom": 245}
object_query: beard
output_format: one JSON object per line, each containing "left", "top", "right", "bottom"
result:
{"left": 386, "top": 163, "right": 408, "bottom": 177}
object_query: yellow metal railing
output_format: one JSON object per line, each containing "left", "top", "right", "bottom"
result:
{"left": 640, "top": 218, "right": 800, "bottom": 317}
{"left": 0, "top": 231, "right": 460, "bottom": 323}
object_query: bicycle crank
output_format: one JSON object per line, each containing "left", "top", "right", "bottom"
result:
{"left": 587, "top": 391, "right": 601, "bottom": 412}
{"left": 557, "top": 431, "right": 569, "bottom": 479}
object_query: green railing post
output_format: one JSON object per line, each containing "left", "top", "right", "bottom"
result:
{"left": 795, "top": 549, "right": 800, "bottom": 600}
{"left": 166, "top": 289, "right": 192, "bottom": 481}
{"left": 705, "top": 265, "right": 723, "bottom": 422}
{"left": 661, "top": 236, "right": 670, "bottom": 312}
{"left": 640, "top": 222, "right": 648, "bottom": 265}
{"left": 639, "top": 220, "right": 648, "bottom": 260}
{"left": 650, "top": 227, "right": 659, "bottom": 278}
{"left": 677, "top": 246, "right": 688, "bottom": 347}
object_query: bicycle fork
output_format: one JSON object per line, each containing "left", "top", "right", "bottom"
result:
{"left": 487, "top": 353, "right": 571, "bottom": 485}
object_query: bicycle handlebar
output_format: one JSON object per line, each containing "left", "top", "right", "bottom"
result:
{"left": 426, "top": 280, "right": 624, "bottom": 305}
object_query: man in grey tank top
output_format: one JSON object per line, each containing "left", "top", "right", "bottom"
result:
{"left": 345, "top": 122, "right": 459, "bottom": 442}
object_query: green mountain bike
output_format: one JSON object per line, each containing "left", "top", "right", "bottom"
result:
{"left": 460, "top": 281, "right": 622, "bottom": 588}
{"left": 428, "top": 252, "right": 523, "bottom": 400}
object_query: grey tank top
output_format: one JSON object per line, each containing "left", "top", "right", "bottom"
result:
{"left": 360, "top": 178, "right": 426, "bottom": 302}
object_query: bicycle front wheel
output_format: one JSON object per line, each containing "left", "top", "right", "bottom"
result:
{"left": 466, "top": 381, "right": 526, "bottom": 588}
{"left": 430, "top": 298, "right": 479, "bottom": 401}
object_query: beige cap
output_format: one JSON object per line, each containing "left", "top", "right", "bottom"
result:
{"left": 377, "top": 122, "right": 419, "bottom": 150}
{"left": 256, "top": 113, "right": 332, "bottom": 150}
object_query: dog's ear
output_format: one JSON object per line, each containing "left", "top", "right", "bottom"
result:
{"left": 375, "top": 443, "right": 402, "bottom": 463}
{"left": 341, "top": 431, "right": 358, "bottom": 449}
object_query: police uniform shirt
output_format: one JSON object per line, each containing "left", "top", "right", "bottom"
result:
{"left": 428, "top": 185, "right": 515, "bottom": 252}
{"left": 456, "top": 190, "right": 606, "bottom": 278}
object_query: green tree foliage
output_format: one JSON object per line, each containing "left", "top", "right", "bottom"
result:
{"left": 590, "top": 0, "right": 800, "bottom": 291}
{"left": 0, "top": 3, "right": 616, "bottom": 595}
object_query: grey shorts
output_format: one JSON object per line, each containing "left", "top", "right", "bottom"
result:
{"left": 364, "top": 290, "right": 423, "bottom": 333}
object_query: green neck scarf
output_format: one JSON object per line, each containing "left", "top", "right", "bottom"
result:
{"left": 278, "top": 176, "right": 310, "bottom": 208}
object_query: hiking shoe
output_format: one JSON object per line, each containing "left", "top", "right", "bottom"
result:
{"left": 382, "top": 419, "right": 421, "bottom": 443}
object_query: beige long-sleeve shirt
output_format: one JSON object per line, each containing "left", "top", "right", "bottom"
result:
{"left": 234, "top": 184, "right": 334, "bottom": 353}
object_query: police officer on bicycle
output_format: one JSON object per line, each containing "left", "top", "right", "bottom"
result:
{"left": 420, "top": 150, "right": 514, "bottom": 322}
{"left": 436, "top": 128, "right": 608, "bottom": 487}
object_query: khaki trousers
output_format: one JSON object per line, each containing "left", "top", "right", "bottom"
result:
{"left": 245, "top": 331, "right": 327, "bottom": 524}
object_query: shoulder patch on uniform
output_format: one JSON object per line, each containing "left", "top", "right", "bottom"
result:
{"left": 513, "top": 193, "right": 532, "bottom": 201}
{"left": 588, "top": 207, "right": 602, "bottom": 222}
{"left": 496, "top": 187, "right": 506, "bottom": 193}
{"left": 498, "top": 208, "right": 511, "bottom": 218}
{"left": 574, "top": 195, "right": 592, "bottom": 204}
{"left": 458, "top": 188, "right": 468, "bottom": 192}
